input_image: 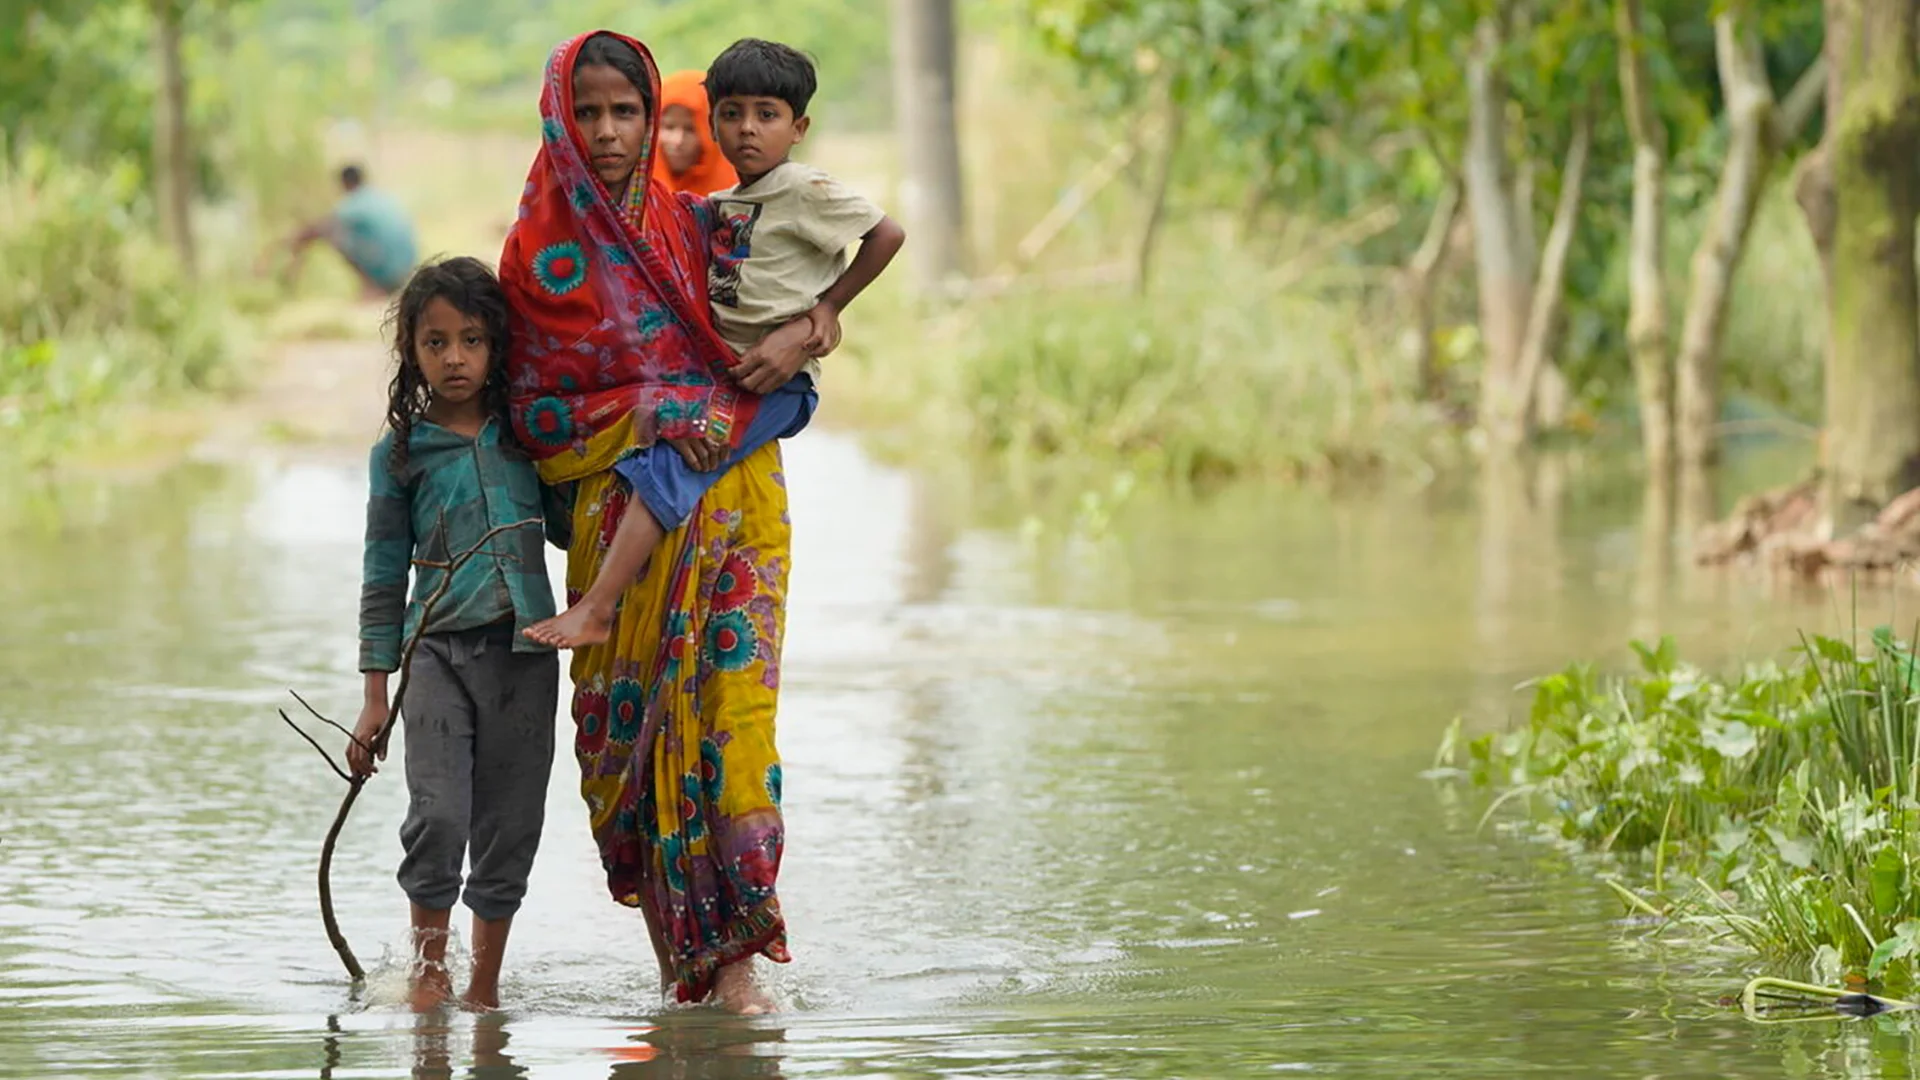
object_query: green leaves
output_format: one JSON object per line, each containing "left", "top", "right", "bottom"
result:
{"left": 1867, "top": 920, "right": 1920, "bottom": 980}
{"left": 1703, "top": 719, "right": 1758, "bottom": 760}
{"left": 1631, "top": 635, "right": 1680, "bottom": 675}
{"left": 1871, "top": 845, "right": 1907, "bottom": 918}
{"left": 1450, "top": 627, "right": 1920, "bottom": 984}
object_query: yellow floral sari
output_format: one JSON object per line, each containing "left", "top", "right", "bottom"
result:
{"left": 551, "top": 442, "right": 791, "bottom": 1003}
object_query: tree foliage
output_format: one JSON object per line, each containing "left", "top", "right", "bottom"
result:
{"left": 1030, "top": 0, "right": 1826, "bottom": 412}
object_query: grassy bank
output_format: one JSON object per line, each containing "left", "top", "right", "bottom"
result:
{"left": 1437, "top": 628, "right": 1920, "bottom": 990}
{"left": 827, "top": 237, "right": 1462, "bottom": 485}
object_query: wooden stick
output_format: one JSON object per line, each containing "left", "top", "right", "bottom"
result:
{"left": 291, "top": 689, "right": 370, "bottom": 752}
{"left": 280, "top": 709, "right": 353, "bottom": 783}
{"left": 305, "top": 516, "right": 540, "bottom": 982}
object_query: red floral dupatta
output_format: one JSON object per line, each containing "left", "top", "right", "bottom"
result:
{"left": 501, "top": 30, "right": 758, "bottom": 484}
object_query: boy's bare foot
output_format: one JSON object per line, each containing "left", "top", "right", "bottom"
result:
{"left": 410, "top": 963, "right": 453, "bottom": 1013}
{"left": 522, "top": 600, "right": 615, "bottom": 649}
{"left": 711, "top": 959, "right": 774, "bottom": 1015}
{"left": 459, "top": 987, "right": 500, "bottom": 1013}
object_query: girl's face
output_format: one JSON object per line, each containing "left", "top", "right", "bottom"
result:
{"left": 412, "top": 297, "right": 491, "bottom": 407}
{"left": 659, "top": 104, "right": 702, "bottom": 177}
{"left": 572, "top": 63, "right": 651, "bottom": 194}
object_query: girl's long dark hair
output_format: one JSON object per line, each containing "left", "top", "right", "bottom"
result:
{"left": 383, "top": 255, "right": 515, "bottom": 475}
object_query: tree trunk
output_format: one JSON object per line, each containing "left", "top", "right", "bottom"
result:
{"left": 1511, "top": 108, "right": 1593, "bottom": 426}
{"left": 1815, "top": 0, "right": 1920, "bottom": 531}
{"left": 1406, "top": 180, "right": 1462, "bottom": 401}
{"left": 1465, "top": 14, "right": 1535, "bottom": 446}
{"left": 152, "top": 0, "right": 195, "bottom": 276}
{"left": 1675, "top": 15, "right": 1775, "bottom": 480}
{"left": 1775, "top": 56, "right": 1828, "bottom": 145}
{"left": 888, "top": 0, "right": 966, "bottom": 296}
{"left": 1134, "top": 91, "right": 1184, "bottom": 296}
{"left": 1615, "top": 0, "right": 1673, "bottom": 479}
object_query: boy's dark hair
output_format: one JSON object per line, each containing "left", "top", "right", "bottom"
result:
{"left": 705, "top": 38, "right": 817, "bottom": 118}
{"left": 339, "top": 164, "right": 364, "bottom": 190}
{"left": 574, "top": 32, "right": 656, "bottom": 116}
{"left": 383, "top": 256, "right": 515, "bottom": 474}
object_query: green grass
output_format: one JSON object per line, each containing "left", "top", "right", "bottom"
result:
{"left": 831, "top": 234, "right": 1463, "bottom": 485}
{"left": 1438, "top": 626, "right": 1920, "bottom": 989}
{"left": 0, "top": 146, "right": 244, "bottom": 465}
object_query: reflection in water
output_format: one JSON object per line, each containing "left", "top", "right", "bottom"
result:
{"left": 407, "top": 1013, "right": 526, "bottom": 1080}
{"left": 1633, "top": 474, "right": 1675, "bottom": 642}
{"left": 10, "top": 432, "right": 1920, "bottom": 1078}
{"left": 1680, "top": 458, "right": 1720, "bottom": 542}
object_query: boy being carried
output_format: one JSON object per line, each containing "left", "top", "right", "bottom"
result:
{"left": 526, "top": 38, "right": 905, "bottom": 650}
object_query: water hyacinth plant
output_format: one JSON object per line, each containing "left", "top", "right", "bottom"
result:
{"left": 1436, "top": 627, "right": 1920, "bottom": 989}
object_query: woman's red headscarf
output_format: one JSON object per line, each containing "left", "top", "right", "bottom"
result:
{"left": 500, "top": 31, "right": 757, "bottom": 483}
{"left": 651, "top": 70, "right": 738, "bottom": 196}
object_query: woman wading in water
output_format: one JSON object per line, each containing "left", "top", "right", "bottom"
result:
{"left": 500, "top": 30, "right": 813, "bottom": 1013}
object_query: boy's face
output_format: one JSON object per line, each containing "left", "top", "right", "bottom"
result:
{"left": 711, "top": 95, "right": 809, "bottom": 181}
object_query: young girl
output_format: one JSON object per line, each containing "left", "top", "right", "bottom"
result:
{"left": 348, "top": 255, "right": 564, "bottom": 1012}
{"left": 651, "top": 69, "right": 737, "bottom": 197}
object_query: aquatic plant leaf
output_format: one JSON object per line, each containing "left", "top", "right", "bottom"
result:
{"left": 1872, "top": 846, "right": 1906, "bottom": 918}
{"left": 1871, "top": 626, "right": 1911, "bottom": 659}
{"left": 1765, "top": 826, "right": 1816, "bottom": 870}
{"left": 1711, "top": 819, "right": 1752, "bottom": 859}
{"left": 1703, "top": 720, "right": 1757, "bottom": 761}
{"left": 1814, "top": 945, "right": 1845, "bottom": 985}
{"left": 1868, "top": 922, "right": 1920, "bottom": 980}
{"left": 1631, "top": 636, "right": 1678, "bottom": 676}
{"left": 1810, "top": 635, "right": 1859, "bottom": 667}
{"left": 1869, "top": 937, "right": 1902, "bottom": 980}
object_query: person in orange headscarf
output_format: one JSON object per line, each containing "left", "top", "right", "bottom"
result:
{"left": 650, "top": 70, "right": 738, "bottom": 196}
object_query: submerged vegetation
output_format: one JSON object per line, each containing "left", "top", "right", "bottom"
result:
{"left": 1438, "top": 628, "right": 1920, "bottom": 989}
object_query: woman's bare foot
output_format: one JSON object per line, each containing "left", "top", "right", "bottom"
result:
{"left": 522, "top": 600, "right": 615, "bottom": 649}
{"left": 711, "top": 959, "right": 774, "bottom": 1015}
{"left": 410, "top": 962, "right": 454, "bottom": 1013}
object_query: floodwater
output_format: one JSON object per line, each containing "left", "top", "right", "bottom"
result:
{"left": 5, "top": 427, "right": 1920, "bottom": 1078}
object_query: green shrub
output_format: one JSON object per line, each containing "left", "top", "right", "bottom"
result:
{"left": 0, "top": 145, "right": 237, "bottom": 450}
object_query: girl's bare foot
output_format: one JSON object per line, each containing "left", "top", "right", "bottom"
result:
{"left": 522, "top": 600, "right": 615, "bottom": 649}
{"left": 410, "top": 962, "right": 453, "bottom": 1013}
{"left": 462, "top": 914, "right": 512, "bottom": 1013}
{"left": 408, "top": 906, "right": 455, "bottom": 1013}
{"left": 711, "top": 959, "right": 773, "bottom": 1015}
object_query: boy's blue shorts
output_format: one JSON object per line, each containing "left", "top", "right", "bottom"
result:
{"left": 612, "top": 374, "right": 816, "bottom": 531}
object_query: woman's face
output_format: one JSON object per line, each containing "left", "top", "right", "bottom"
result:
{"left": 571, "top": 63, "right": 651, "bottom": 194}
{"left": 659, "top": 104, "right": 702, "bottom": 177}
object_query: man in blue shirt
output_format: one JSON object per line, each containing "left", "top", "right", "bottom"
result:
{"left": 285, "top": 165, "right": 419, "bottom": 298}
